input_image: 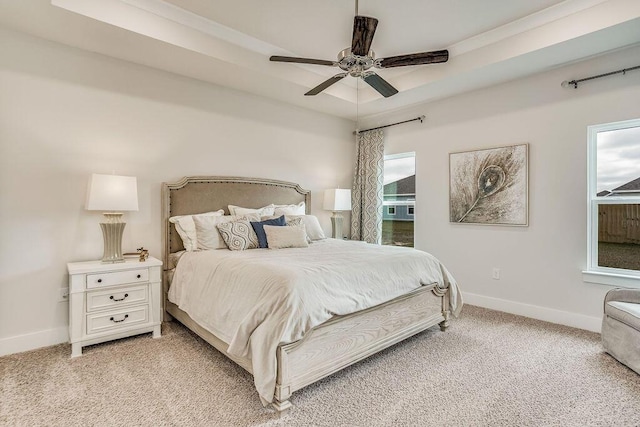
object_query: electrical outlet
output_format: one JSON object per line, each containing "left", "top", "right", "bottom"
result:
{"left": 492, "top": 268, "right": 500, "bottom": 280}
{"left": 58, "top": 287, "right": 69, "bottom": 303}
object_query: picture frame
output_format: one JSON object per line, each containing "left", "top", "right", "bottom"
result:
{"left": 449, "top": 144, "right": 528, "bottom": 226}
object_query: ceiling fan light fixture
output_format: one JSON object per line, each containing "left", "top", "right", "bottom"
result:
{"left": 337, "top": 48, "right": 376, "bottom": 77}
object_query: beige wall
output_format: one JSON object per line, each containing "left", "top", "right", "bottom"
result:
{"left": 2, "top": 23, "right": 639, "bottom": 356}
{"left": 0, "top": 27, "right": 355, "bottom": 354}
{"left": 371, "top": 45, "right": 640, "bottom": 331}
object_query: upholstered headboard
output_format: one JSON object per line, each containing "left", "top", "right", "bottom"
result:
{"left": 161, "top": 175, "right": 310, "bottom": 268}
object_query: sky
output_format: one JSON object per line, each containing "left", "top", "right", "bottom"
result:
{"left": 597, "top": 126, "right": 640, "bottom": 193}
{"left": 384, "top": 155, "right": 415, "bottom": 185}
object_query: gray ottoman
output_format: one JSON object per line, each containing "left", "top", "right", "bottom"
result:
{"left": 602, "top": 288, "right": 640, "bottom": 375}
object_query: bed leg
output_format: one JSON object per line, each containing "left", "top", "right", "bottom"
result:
{"left": 439, "top": 311, "right": 450, "bottom": 332}
{"left": 273, "top": 398, "right": 292, "bottom": 414}
{"left": 273, "top": 382, "right": 292, "bottom": 413}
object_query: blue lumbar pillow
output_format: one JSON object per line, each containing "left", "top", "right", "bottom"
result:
{"left": 250, "top": 215, "right": 286, "bottom": 248}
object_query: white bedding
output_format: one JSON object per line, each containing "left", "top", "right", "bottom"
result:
{"left": 168, "top": 239, "right": 462, "bottom": 405}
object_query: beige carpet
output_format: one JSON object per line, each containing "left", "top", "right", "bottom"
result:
{"left": 1, "top": 305, "right": 639, "bottom": 427}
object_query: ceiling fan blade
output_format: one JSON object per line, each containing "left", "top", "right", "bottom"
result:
{"left": 270, "top": 56, "right": 336, "bottom": 67}
{"left": 362, "top": 73, "right": 398, "bottom": 98}
{"left": 377, "top": 50, "right": 449, "bottom": 68}
{"left": 351, "top": 16, "right": 378, "bottom": 56}
{"left": 305, "top": 73, "right": 348, "bottom": 96}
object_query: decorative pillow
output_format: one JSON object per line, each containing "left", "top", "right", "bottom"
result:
{"left": 274, "top": 202, "right": 306, "bottom": 216}
{"left": 216, "top": 219, "right": 259, "bottom": 250}
{"left": 194, "top": 214, "right": 260, "bottom": 250}
{"left": 285, "top": 217, "right": 310, "bottom": 242}
{"left": 285, "top": 215, "right": 326, "bottom": 241}
{"left": 228, "top": 204, "right": 275, "bottom": 217}
{"left": 169, "top": 210, "right": 225, "bottom": 251}
{"left": 251, "top": 215, "right": 286, "bottom": 248}
{"left": 285, "top": 217, "right": 303, "bottom": 227}
{"left": 264, "top": 224, "right": 309, "bottom": 249}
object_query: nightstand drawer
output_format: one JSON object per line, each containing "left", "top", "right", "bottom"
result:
{"left": 86, "top": 305, "right": 148, "bottom": 335}
{"left": 86, "top": 285, "right": 148, "bottom": 312}
{"left": 87, "top": 268, "right": 148, "bottom": 289}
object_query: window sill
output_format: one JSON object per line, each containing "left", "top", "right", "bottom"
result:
{"left": 582, "top": 270, "right": 640, "bottom": 289}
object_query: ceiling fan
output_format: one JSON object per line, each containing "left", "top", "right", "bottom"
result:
{"left": 269, "top": 6, "right": 449, "bottom": 98}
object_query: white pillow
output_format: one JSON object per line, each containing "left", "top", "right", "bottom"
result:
{"left": 274, "top": 202, "right": 306, "bottom": 216}
{"left": 228, "top": 204, "right": 275, "bottom": 216}
{"left": 264, "top": 224, "right": 309, "bottom": 249}
{"left": 169, "top": 210, "right": 225, "bottom": 251}
{"left": 193, "top": 214, "right": 260, "bottom": 250}
{"left": 285, "top": 215, "right": 325, "bottom": 240}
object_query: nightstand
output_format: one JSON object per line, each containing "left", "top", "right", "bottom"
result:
{"left": 67, "top": 256, "right": 163, "bottom": 357}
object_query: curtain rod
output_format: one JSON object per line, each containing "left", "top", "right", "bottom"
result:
{"left": 561, "top": 65, "right": 640, "bottom": 89}
{"left": 354, "top": 115, "right": 425, "bottom": 135}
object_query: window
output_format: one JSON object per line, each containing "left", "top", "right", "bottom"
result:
{"left": 382, "top": 152, "right": 415, "bottom": 247}
{"left": 584, "top": 118, "right": 640, "bottom": 288}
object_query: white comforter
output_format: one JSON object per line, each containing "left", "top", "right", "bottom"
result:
{"left": 168, "top": 239, "right": 462, "bottom": 405}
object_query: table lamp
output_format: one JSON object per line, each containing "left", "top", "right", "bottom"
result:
{"left": 85, "top": 173, "right": 139, "bottom": 263}
{"left": 323, "top": 188, "right": 352, "bottom": 239}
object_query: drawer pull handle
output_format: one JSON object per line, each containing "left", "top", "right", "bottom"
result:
{"left": 109, "top": 293, "right": 129, "bottom": 302}
{"left": 110, "top": 314, "right": 129, "bottom": 323}
{"left": 97, "top": 279, "right": 102, "bottom": 283}
{"left": 136, "top": 274, "right": 141, "bottom": 279}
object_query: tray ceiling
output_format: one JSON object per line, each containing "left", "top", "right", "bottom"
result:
{"left": 1, "top": 0, "right": 639, "bottom": 120}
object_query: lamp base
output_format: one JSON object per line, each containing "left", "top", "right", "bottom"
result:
{"left": 330, "top": 212, "right": 344, "bottom": 239}
{"left": 100, "top": 213, "right": 126, "bottom": 263}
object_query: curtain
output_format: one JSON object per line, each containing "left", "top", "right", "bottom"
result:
{"left": 351, "top": 129, "right": 384, "bottom": 244}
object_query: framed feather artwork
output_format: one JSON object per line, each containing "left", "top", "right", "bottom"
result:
{"left": 449, "top": 144, "right": 528, "bottom": 226}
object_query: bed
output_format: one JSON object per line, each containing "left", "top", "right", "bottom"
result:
{"left": 162, "top": 176, "right": 462, "bottom": 411}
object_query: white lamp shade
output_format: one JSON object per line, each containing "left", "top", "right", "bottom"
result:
{"left": 85, "top": 174, "right": 139, "bottom": 211}
{"left": 323, "top": 189, "right": 352, "bottom": 211}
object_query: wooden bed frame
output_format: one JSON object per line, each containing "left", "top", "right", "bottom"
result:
{"left": 162, "top": 176, "right": 451, "bottom": 411}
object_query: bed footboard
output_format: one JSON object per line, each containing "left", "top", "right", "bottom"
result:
{"left": 273, "top": 284, "right": 448, "bottom": 409}
{"left": 167, "top": 284, "right": 450, "bottom": 411}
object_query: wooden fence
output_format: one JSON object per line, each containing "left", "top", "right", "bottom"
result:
{"left": 598, "top": 204, "right": 640, "bottom": 244}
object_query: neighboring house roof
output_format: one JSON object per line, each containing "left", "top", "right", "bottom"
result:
{"left": 384, "top": 175, "right": 415, "bottom": 195}
{"left": 602, "top": 176, "right": 640, "bottom": 196}
{"left": 612, "top": 176, "right": 640, "bottom": 192}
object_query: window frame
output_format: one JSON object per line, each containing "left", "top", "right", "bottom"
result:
{"left": 407, "top": 205, "right": 415, "bottom": 216}
{"left": 387, "top": 206, "right": 396, "bottom": 216}
{"left": 383, "top": 151, "right": 416, "bottom": 248}
{"left": 583, "top": 118, "right": 640, "bottom": 289}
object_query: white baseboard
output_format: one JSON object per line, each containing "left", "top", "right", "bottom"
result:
{"left": 0, "top": 327, "right": 68, "bottom": 357}
{"left": 0, "top": 295, "right": 602, "bottom": 356}
{"left": 463, "top": 292, "right": 602, "bottom": 333}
